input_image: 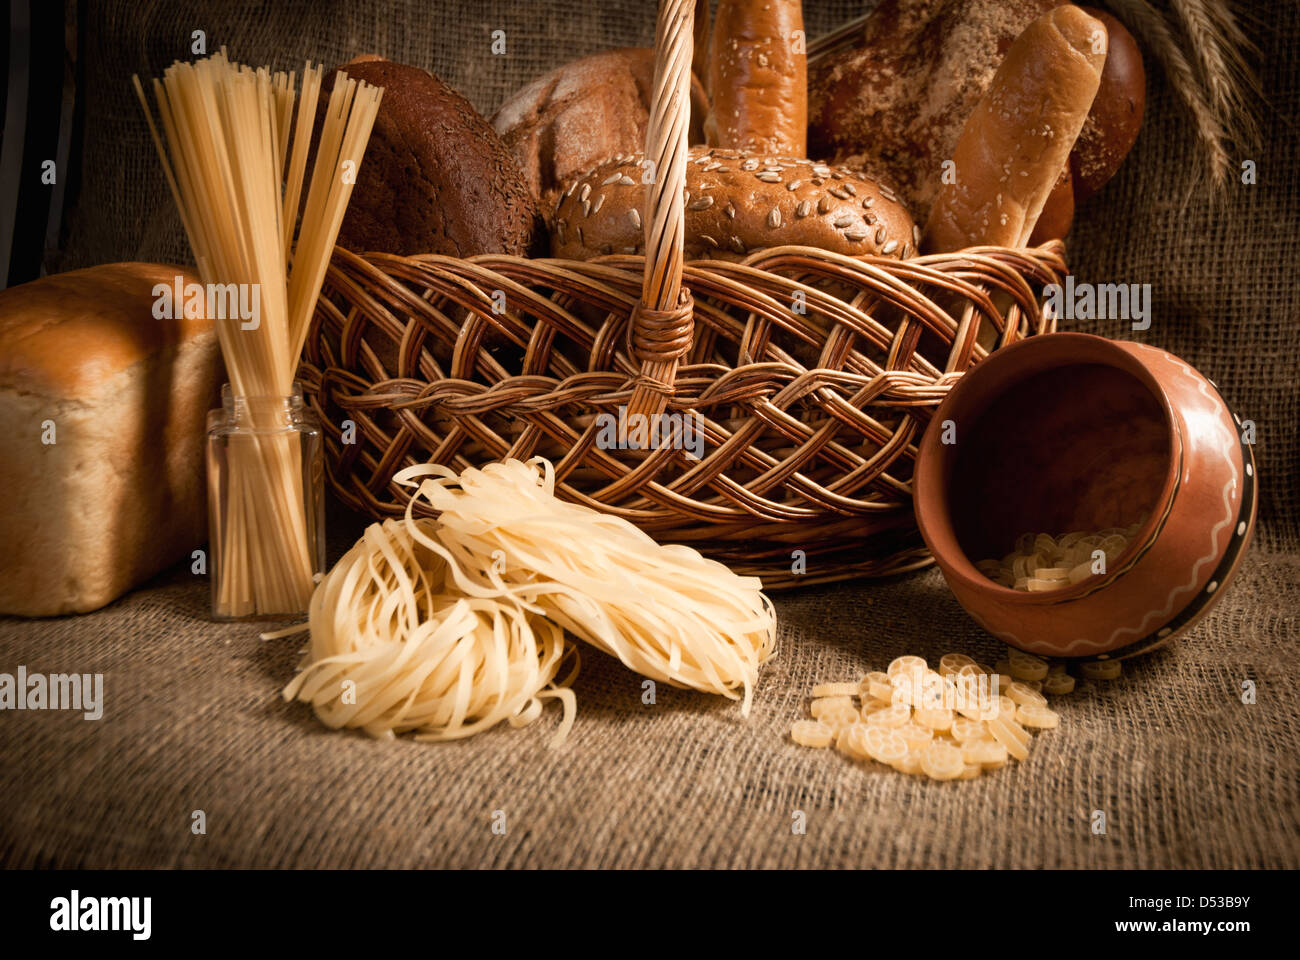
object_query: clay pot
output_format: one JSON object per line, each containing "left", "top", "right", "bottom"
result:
{"left": 914, "top": 333, "right": 1256, "bottom": 660}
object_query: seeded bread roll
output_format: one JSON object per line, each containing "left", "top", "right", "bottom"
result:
{"left": 706, "top": 0, "right": 807, "bottom": 156}
{"left": 492, "top": 49, "right": 709, "bottom": 218}
{"left": 551, "top": 146, "right": 917, "bottom": 261}
{"left": 924, "top": 6, "right": 1107, "bottom": 252}
{"left": 0, "top": 263, "right": 222, "bottom": 616}
{"left": 328, "top": 58, "right": 540, "bottom": 258}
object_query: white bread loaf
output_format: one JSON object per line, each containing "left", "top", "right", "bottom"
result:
{"left": 0, "top": 263, "right": 222, "bottom": 616}
{"left": 924, "top": 5, "right": 1108, "bottom": 252}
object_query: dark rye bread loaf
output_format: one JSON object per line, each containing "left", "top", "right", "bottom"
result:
{"left": 551, "top": 145, "right": 918, "bottom": 262}
{"left": 328, "top": 58, "right": 540, "bottom": 257}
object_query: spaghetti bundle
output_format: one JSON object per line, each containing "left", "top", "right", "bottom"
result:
{"left": 279, "top": 519, "right": 578, "bottom": 745}
{"left": 134, "top": 52, "right": 382, "bottom": 617}
{"left": 395, "top": 458, "right": 778, "bottom": 715}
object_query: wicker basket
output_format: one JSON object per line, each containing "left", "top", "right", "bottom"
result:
{"left": 299, "top": 0, "right": 1066, "bottom": 588}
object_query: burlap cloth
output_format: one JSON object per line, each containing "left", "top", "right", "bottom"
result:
{"left": 2, "top": 0, "right": 1297, "bottom": 868}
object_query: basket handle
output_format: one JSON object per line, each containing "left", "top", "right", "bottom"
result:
{"left": 627, "top": 0, "right": 696, "bottom": 422}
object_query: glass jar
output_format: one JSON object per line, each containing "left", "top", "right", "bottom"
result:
{"left": 205, "top": 382, "right": 325, "bottom": 620}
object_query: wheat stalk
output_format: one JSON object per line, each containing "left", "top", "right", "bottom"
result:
{"left": 1106, "top": 0, "right": 1232, "bottom": 189}
{"left": 1202, "top": 0, "right": 1264, "bottom": 145}
{"left": 1171, "top": 0, "right": 1261, "bottom": 144}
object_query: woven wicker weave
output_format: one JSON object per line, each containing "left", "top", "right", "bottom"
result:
{"left": 299, "top": 0, "right": 1066, "bottom": 587}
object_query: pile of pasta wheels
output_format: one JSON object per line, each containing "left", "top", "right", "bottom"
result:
{"left": 790, "top": 648, "right": 1122, "bottom": 780}
{"left": 278, "top": 458, "right": 776, "bottom": 746}
{"left": 978, "top": 519, "right": 1146, "bottom": 591}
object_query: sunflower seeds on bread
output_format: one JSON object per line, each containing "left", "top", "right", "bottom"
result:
{"left": 550, "top": 145, "right": 916, "bottom": 262}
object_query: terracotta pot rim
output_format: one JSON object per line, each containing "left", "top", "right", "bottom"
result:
{"left": 915, "top": 333, "right": 1180, "bottom": 604}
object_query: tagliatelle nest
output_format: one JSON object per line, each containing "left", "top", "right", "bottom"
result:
{"left": 279, "top": 457, "right": 777, "bottom": 744}
{"left": 395, "top": 457, "right": 778, "bottom": 715}
{"left": 279, "top": 516, "right": 579, "bottom": 745}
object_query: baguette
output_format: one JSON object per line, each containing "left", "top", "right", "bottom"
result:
{"left": 706, "top": 0, "right": 807, "bottom": 156}
{"left": 924, "top": 5, "right": 1107, "bottom": 252}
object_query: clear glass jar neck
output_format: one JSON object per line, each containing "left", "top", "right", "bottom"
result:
{"left": 221, "top": 382, "right": 306, "bottom": 427}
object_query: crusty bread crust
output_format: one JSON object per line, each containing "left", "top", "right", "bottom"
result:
{"left": 492, "top": 49, "right": 709, "bottom": 218}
